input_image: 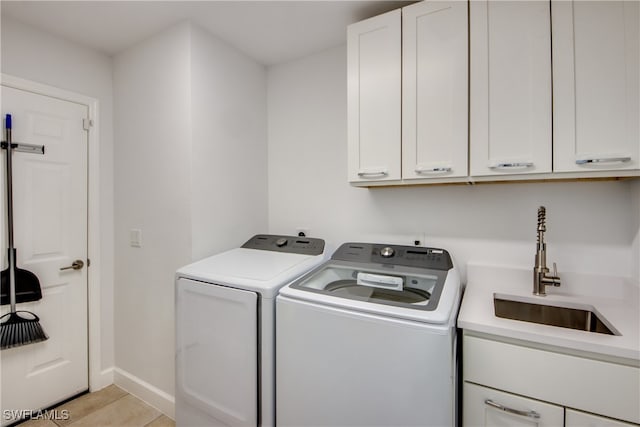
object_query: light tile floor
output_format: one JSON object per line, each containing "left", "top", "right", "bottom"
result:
{"left": 19, "top": 385, "right": 174, "bottom": 427}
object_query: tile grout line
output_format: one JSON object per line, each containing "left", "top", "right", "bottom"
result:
{"left": 142, "top": 414, "right": 163, "bottom": 427}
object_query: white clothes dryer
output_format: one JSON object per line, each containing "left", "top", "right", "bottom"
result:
{"left": 175, "top": 234, "right": 326, "bottom": 427}
{"left": 276, "top": 242, "right": 462, "bottom": 427}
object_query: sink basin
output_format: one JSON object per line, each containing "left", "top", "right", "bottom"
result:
{"left": 494, "top": 295, "right": 617, "bottom": 335}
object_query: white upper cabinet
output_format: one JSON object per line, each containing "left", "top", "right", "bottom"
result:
{"left": 470, "top": 1, "right": 552, "bottom": 177}
{"left": 347, "top": 10, "right": 402, "bottom": 183}
{"left": 552, "top": 1, "right": 640, "bottom": 172}
{"left": 348, "top": 1, "right": 639, "bottom": 186}
{"left": 402, "top": 1, "right": 468, "bottom": 181}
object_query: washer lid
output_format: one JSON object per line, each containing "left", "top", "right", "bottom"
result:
{"left": 176, "top": 247, "right": 327, "bottom": 297}
{"left": 289, "top": 262, "right": 445, "bottom": 310}
{"left": 280, "top": 261, "right": 461, "bottom": 324}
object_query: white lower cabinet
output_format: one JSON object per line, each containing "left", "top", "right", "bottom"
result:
{"left": 566, "top": 409, "right": 639, "bottom": 427}
{"left": 464, "top": 382, "right": 564, "bottom": 426}
{"left": 462, "top": 333, "right": 640, "bottom": 427}
{"left": 464, "top": 383, "right": 640, "bottom": 427}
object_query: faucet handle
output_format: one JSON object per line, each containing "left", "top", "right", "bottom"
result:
{"left": 552, "top": 262, "right": 561, "bottom": 286}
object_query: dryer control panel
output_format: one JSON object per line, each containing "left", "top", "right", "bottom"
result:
{"left": 242, "top": 234, "right": 325, "bottom": 256}
{"left": 332, "top": 243, "right": 453, "bottom": 271}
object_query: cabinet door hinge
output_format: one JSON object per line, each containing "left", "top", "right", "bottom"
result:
{"left": 83, "top": 118, "right": 93, "bottom": 131}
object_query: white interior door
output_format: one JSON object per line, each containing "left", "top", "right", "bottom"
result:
{"left": 1, "top": 85, "right": 89, "bottom": 425}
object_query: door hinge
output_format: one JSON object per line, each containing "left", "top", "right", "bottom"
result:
{"left": 83, "top": 118, "right": 93, "bottom": 131}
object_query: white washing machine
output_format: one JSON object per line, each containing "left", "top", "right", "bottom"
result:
{"left": 276, "top": 242, "right": 462, "bottom": 427}
{"left": 175, "top": 234, "right": 326, "bottom": 427}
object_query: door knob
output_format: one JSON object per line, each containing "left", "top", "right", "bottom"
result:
{"left": 60, "top": 260, "right": 84, "bottom": 271}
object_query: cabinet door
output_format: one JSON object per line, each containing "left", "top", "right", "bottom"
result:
{"left": 470, "top": 1, "right": 552, "bottom": 177}
{"left": 463, "top": 382, "right": 564, "bottom": 427}
{"left": 566, "top": 409, "right": 638, "bottom": 427}
{"left": 402, "top": 1, "right": 468, "bottom": 180}
{"left": 553, "top": 1, "right": 640, "bottom": 172}
{"left": 347, "top": 9, "right": 401, "bottom": 183}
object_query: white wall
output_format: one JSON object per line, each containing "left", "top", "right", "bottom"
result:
{"left": 113, "top": 22, "right": 193, "bottom": 401}
{"left": 190, "top": 25, "right": 268, "bottom": 259}
{"left": 1, "top": 17, "right": 116, "bottom": 376}
{"left": 114, "top": 22, "right": 268, "bottom": 410}
{"left": 632, "top": 180, "right": 640, "bottom": 282}
{"left": 267, "top": 45, "right": 637, "bottom": 283}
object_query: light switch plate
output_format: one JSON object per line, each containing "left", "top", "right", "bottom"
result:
{"left": 130, "top": 229, "right": 142, "bottom": 248}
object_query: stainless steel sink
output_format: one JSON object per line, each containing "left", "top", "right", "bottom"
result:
{"left": 494, "top": 296, "right": 617, "bottom": 335}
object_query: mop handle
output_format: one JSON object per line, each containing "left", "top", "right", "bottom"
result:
{"left": 4, "top": 114, "right": 17, "bottom": 311}
{"left": 5, "top": 115, "right": 14, "bottom": 250}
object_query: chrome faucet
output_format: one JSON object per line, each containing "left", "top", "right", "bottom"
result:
{"left": 533, "top": 206, "right": 561, "bottom": 296}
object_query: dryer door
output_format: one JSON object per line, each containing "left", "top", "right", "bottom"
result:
{"left": 176, "top": 278, "right": 257, "bottom": 426}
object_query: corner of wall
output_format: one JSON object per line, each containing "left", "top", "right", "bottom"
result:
{"left": 188, "top": 22, "right": 269, "bottom": 259}
{"left": 114, "top": 367, "right": 175, "bottom": 420}
{"left": 632, "top": 180, "right": 640, "bottom": 283}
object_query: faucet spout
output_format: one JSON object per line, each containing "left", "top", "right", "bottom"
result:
{"left": 533, "top": 207, "right": 561, "bottom": 296}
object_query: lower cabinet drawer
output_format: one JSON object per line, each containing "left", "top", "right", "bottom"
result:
{"left": 566, "top": 409, "right": 639, "bottom": 427}
{"left": 463, "top": 382, "right": 564, "bottom": 426}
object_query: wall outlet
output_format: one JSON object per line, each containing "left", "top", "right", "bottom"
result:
{"left": 130, "top": 229, "right": 142, "bottom": 248}
{"left": 296, "top": 227, "right": 310, "bottom": 238}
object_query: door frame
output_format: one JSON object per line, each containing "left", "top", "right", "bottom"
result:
{"left": 1, "top": 74, "right": 104, "bottom": 392}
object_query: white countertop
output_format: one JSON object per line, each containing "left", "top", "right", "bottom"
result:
{"left": 457, "top": 264, "right": 640, "bottom": 362}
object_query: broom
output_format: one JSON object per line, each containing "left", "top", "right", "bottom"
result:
{"left": 0, "top": 114, "right": 48, "bottom": 350}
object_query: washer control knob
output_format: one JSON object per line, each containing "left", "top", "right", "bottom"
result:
{"left": 380, "top": 247, "right": 395, "bottom": 258}
{"left": 275, "top": 237, "right": 288, "bottom": 247}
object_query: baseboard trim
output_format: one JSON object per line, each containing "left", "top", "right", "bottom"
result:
{"left": 113, "top": 368, "right": 175, "bottom": 419}
{"left": 91, "top": 367, "right": 115, "bottom": 391}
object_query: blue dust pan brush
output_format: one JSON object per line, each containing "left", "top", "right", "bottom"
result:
{"left": 0, "top": 114, "right": 48, "bottom": 350}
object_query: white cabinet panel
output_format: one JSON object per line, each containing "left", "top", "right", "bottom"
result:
{"left": 463, "top": 334, "right": 640, "bottom": 424}
{"left": 470, "top": 1, "right": 552, "bottom": 176}
{"left": 566, "top": 409, "right": 639, "bottom": 427}
{"left": 402, "top": 1, "right": 468, "bottom": 180}
{"left": 175, "top": 278, "right": 257, "bottom": 426}
{"left": 463, "top": 382, "right": 564, "bottom": 427}
{"left": 553, "top": 1, "right": 640, "bottom": 172}
{"left": 347, "top": 9, "right": 401, "bottom": 183}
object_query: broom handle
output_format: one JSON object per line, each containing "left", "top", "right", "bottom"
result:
{"left": 5, "top": 114, "right": 17, "bottom": 312}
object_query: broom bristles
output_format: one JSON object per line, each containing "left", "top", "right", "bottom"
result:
{"left": 0, "top": 311, "right": 49, "bottom": 350}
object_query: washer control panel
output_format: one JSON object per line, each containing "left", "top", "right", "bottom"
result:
{"left": 242, "top": 234, "right": 325, "bottom": 256}
{"left": 333, "top": 243, "right": 453, "bottom": 271}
